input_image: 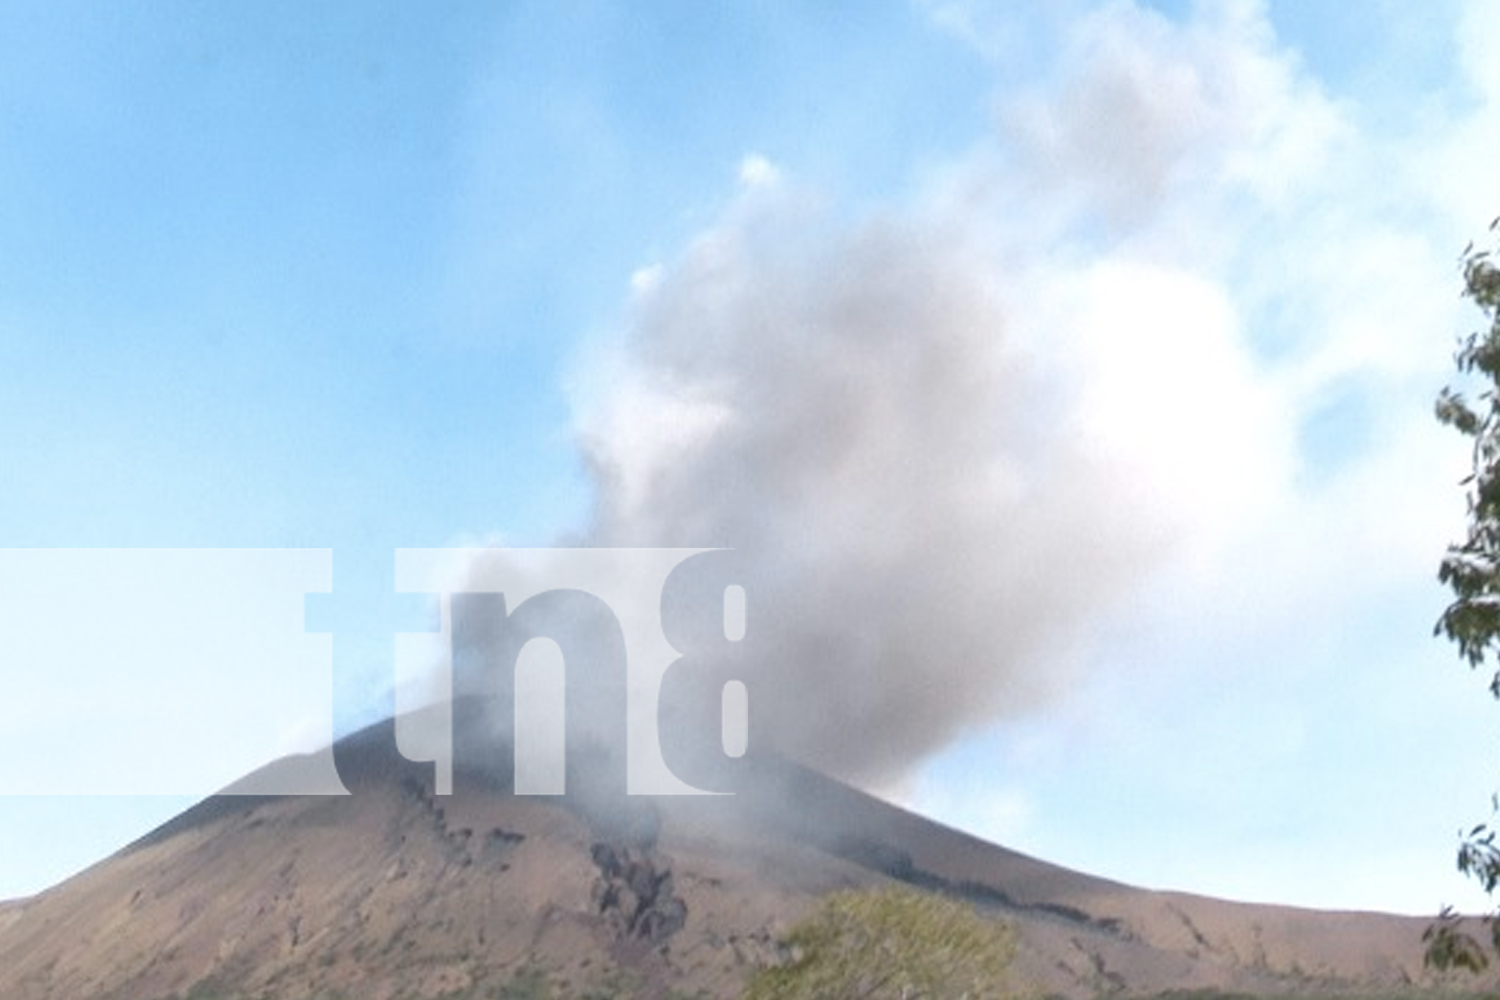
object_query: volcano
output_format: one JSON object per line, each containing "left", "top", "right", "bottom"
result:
{"left": 0, "top": 714, "right": 1466, "bottom": 1000}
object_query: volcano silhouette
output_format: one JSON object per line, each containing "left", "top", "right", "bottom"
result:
{"left": 0, "top": 709, "right": 1459, "bottom": 1000}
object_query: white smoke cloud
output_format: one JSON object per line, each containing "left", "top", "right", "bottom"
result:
{"left": 510, "top": 0, "right": 1478, "bottom": 831}
{"left": 572, "top": 171, "right": 1176, "bottom": 786}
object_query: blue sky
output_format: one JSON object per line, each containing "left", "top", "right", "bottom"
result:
{"left": 2, "top": 0, "right": 1499, "bottom": 916}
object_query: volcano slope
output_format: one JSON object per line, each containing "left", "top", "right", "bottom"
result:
{"left": 0, "top": 717, "right": 1475, "bottom": 1000}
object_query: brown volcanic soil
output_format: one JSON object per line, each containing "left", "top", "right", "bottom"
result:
{"left": 0, "top": 718, "right": 1483, "bottom": 1000}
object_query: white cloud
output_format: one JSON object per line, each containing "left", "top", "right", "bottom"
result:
{"left": 995, "top": 0, "right": 1346, "bottom": 232}
{"left": 912, "top": 0, "right": 1037, "bottom": 63}
{"left": 1054, "top": 260, "right": 1292, "bottom": 546}
{"left": 1457, "top": 0, "right": 1500, "bottom": 106}
{"left": 629, "top": 263, "right": 663, "bottom": 296}
{"left": 737, "top": 153, "right": 781, "bottom": 188}
{"left": 1412, "top": 1, "right": 1500, "bottom": 249}
{"left": 978, "top": 0, "right": 1477, "bottom": 643}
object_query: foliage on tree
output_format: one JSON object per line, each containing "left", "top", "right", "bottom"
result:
{"left": 742, "top": 886, "right": 1024, "bottom": 1000}
{"left": 1436, "top": 219, "right": 1500, "bottom": 680}
{"left": 1430, "top": 217, "right": 1500, "bottom": 972}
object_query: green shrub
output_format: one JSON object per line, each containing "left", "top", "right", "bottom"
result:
{"left": 743, "top": 886, "right": 1023, "bottom": 1000}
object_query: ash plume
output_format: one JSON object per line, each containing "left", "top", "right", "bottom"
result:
{"left": 571, "top": 182, "right": 1169, "bottom": 789}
